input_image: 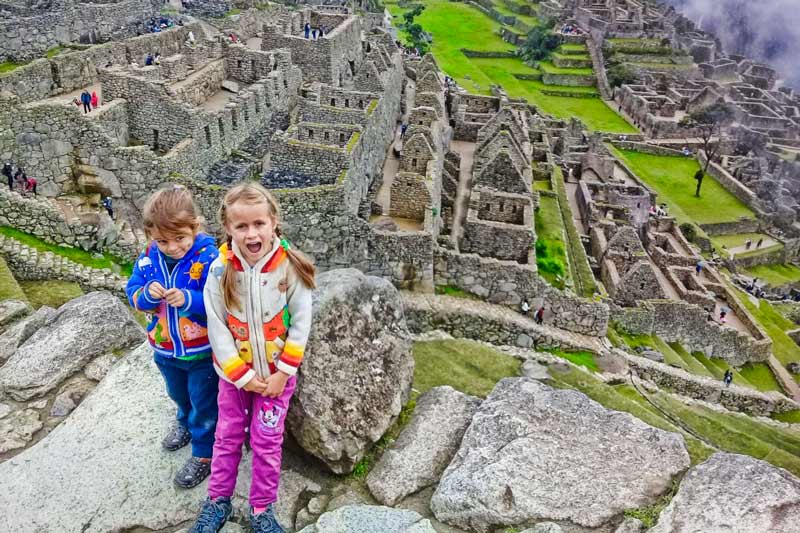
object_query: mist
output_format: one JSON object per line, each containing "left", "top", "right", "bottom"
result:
{"left": 662, "top": 0, "right": 800, "bottom": 89}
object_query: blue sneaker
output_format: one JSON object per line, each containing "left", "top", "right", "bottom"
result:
{"left": 249, "top": 504, "right": 284, "bottom": 533}
{"left": 188, "top": 497, "right": 232, "bottom": 533}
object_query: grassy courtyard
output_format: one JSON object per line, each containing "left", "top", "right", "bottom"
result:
{"left": 534, "top": 195, "right": 569, "bottom": 288}
{"left": 386, "top": 0, "right": 637, "bottom": 133}
{"left": 744, "top": 263, "right": 800, "bottom": 286}
{"left": 609, "top": 148, "right": 756, "bottom": 225}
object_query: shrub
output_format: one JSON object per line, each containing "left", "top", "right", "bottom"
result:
{"left": 679, "top": 222, "right": 697, "bottom": 242}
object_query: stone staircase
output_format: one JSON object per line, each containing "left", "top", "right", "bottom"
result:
{"left": 0, "top": 234, "right": 127, "bottom": 295}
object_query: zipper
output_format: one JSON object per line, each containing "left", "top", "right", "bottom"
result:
{"left": 157, "top": 252, "right": 186, "bottom": 358}
{"left": 247, "top": 266, "right": 267, "bottom": 376}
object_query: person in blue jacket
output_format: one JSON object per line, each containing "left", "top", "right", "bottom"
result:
{"left": 126, "top": 185, "right": 220, "bottom": 489}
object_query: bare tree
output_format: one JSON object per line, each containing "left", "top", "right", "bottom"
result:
{"left": 680, "top": 102, "right": 736, "bottom": 197}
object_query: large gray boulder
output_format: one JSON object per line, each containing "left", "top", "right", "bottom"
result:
{"left": 431, "top": 378, "right": 690, "bottom": 531}
{"left": 0, "top": 305, "right": 56, "bottom": 363}
{"left": 0, "top": 291, "right": 144, "bottom": 400}
{"left": 650, "top": 453, "right": 800, "bottom": 533}
{"left": 0, "top": 342, "right": 321, "bottom": 532}
{"left": 367, "top": 386, "right": 481, "bottom": 505}
{"left": 299, "top": 505, "right": 436, "bottom": 533}
{"left": 288, "top": 269, "right": 414, "bottom": 474}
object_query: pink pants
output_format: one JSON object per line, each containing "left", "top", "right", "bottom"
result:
{"left": 207, "top": 376, "right": 296, "bottom": 507}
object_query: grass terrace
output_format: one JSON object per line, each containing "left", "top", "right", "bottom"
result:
{"left": 535, "top": 195, "right": 569, "bottom": 289}
{"left": 19, "top": 280, "right": 83, "bottom": 309}
{"left": 386, "top": 0, "right": 637, "bottom": 133}
{"left": 744, "top": 263, "right": 800, "bottom": 286}
{"left": 733, "top": 287, "right": 800, "bottom": 384}
{"left": 608, "top": 147, "right": 756, "bottom": 225}
{"left": 490, "top": 0, "right": 539, "bottom": 26}
{"left": 0, "top": 257, "right": 27, "bottom": 303}
{"left": 538, "top": 61, "right": 593, "bottom": 76}
{"left": 0, "top": 226, "right": 133, "bottom": 276}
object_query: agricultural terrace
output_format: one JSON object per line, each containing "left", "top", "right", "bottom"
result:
{"left": 386, "top": 0, "right": 637, "bottom": 133}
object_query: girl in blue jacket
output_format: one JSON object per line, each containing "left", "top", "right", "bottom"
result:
{"left": 126, "top": 185, "right": 220, "bottom": 489}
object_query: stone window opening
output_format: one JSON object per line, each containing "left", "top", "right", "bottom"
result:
{"left": 324, "top": 131, "right": 329, "bottom": 141}
{"left": 485, "top": 203, "right": 490, "bottom": 211}
{"left": 237, "top": 60, "right": 243, "bottom": 69}
{"left": 500, "top": 201, "right": 505, "bottom": 212}
{"left": 331, "top": 98, "right": 336, "bottom": 106}
{"left": 251, "top": 59, "right": 256, "bottom": 73}
{"left": 232, "top": 110, "right": 238, "bottom": 130}
{"left": 345, "top": 99, "right": 350, "bottom": 108}
{"left": 272, "top": 62, "right": 277, "bottom": 72}
{"left": 339, "top": 133, "right": 345, "bottom": 143}
{"left": 204, "top": 125, "right": 212, "bottom": 147}
{"left": 309, "top": 129, "right": 314, "bottom": 139}
{"left": 412, "top": 158, "right": 417, "bottom": 168}
{"left": 283, "top": 79, "right": 288, "bottom": 88}
{"left": 358, "top": 100, "right": 364, "bottom": 109}
{"left": 218, "top": 117, "right": 225, "bottom": 139}
{"left": 255, "top": 98, "right": 261, "bottom": 114}
{"left": 152, "top": 129, "right": 159, "bottom": 151}
{"left": 244, "top": 108, "right": 249, "bottom": 123}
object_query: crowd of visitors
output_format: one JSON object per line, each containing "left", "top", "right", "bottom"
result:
{"left": 2, "top": 161, "right": 37, "bottom": 195}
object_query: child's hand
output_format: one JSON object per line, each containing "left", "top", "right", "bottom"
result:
{"left": 263, "top": 371, "right": 289, "bottom": 398}
{"left": 243, "top": 375, "right": 268, "bottom": 395}
{"left": 148, "top": 281, "right": 167, "bottom": 300}
{"left": 164, "top": 288, "right": 186, "bottom": 307}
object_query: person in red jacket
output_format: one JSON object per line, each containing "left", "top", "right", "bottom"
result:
{"left": 90, "top": 90, "right": 98, "bottom": 109}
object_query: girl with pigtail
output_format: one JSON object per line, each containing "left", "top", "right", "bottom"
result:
{"left": 189, "top": 182, "right": 315, "bottom": 533}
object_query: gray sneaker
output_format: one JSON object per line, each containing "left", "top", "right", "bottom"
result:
{"left": 250, "top": 504, "right": 284, "bottom": 533}
{"left": 188, "top": 497, "right": 232, "bottom": 533}
{"left": 174, "top": 456, "right": 211, "bottom": 489}
{"left": 161, "top": 424, "right": 191, "bottom": 451}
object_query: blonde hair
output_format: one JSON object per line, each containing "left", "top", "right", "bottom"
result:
{"left": 219, "top": 182, "right": 316, "bottom": 311}
{"left": 143, "top": 184, "right": 202, "bottom": 237}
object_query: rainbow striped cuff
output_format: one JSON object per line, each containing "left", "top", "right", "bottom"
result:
{"left": 215, "top": 354, "right": 255, "bottom": 388}
{"left": 276, "top": 341, "right": 305, "bottom": 376}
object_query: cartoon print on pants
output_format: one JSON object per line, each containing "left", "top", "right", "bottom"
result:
{"left": 258, "top": 402, "right": 284, "bottom": 433}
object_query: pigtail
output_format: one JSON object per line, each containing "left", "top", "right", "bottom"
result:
{"left": 221, "top": 235, "right": 241, "bottom": 311}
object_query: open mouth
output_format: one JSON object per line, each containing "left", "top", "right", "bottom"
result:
{"left": 246, "top": 242, "right": 262, "bottom": 254}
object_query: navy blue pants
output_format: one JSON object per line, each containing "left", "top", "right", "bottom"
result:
{"left": 154, "top": 353, "right": 219, "bottom": 458}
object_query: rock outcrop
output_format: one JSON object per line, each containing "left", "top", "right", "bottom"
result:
{"left": 0, "top": 291, "right": 144, "bottom": 400}
{"left": 367, "top": 386, "right": 481, "bottom": 505}
{"left": 651, "top": 453, "right": 800, "bottom": 533}
{"left": 0, "top": 343, "right": 321, "bottom": 532}
{"left": 299, "top": 505, "right": 437, "bottom": 533}
{"left": 288, "top": 269, "right": 415, "bottom": 474}
{"left": 0, "top": 305, "right": 55, "bottom": 363}
{"left": 431, "top": 378, "right": 690, "bottom": 531}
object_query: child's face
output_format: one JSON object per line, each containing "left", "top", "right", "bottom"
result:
{"left": 226, "top": 200, "right": 277, "bottom": 266}
{"left": 150, "top": 226, "right": 197, "bottom": 260}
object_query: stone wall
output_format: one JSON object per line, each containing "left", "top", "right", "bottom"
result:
{"left": 434, "top": 248, "right": 609, "bottom": 336}
{"left": 0, "top": 187, "right": 138, "bottom": 259}
{"left": 697, "top": 151, "right": 765, "bottom": 215}
{"left": 0, "top": 0, "right": 162, "bottom": 63}
{"left": 618, "top": 350, "right": 798, "bottom": 416}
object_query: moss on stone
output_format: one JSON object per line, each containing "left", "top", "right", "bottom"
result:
{"left": 366, "top": 99, "right": 379, "bottom": 115}
{"left": 345, "top": 131, "right": 361, "bottom": 153}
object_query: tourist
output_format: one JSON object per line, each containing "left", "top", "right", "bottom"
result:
{"left": 695, "top": 260, "right": 703, "bottom": 276}
{"left": 745, "top": 238, "right": 752, "bottom": 250}
{"left": 319, "top": 26, "right": 325, "bottom": 37}
{"left": 723, "top": 369, "right": 733, "bottom": 387}
{"left": 521, "top": 299, "right": 530, "bottom": 315}
{"left": 13, "top": 167, "right": 25, "bottom": 189}
{"left": 187, "top": 182, "right": 315, "bottom": 533}
{"left": 311, "top": 28, "right": 318, "bottom": 40}
{"left": 25, "top": 176, "right": 37, "bottom": 195}
{"left": 400, "top": 123, "right": 408, "bottom": 137}
{"left": 186, "top": 30, "right": 196, "bottom": 47}
{"left": 304, "top": 22, "right": 310, "bottom": 39}
{"left": 2, "top": 162, "right": 13, "bottom": 191}
{"left": 91, "top": 90, "right": 98, "bottom": 109}
{"left": 756, "top": 237, "right": 763, "bottom": 249}
{"left": 102, "top": 196, "right": 114, "bottom": 219}
{"left": 154, "top": 53, "right": 161, "bottom": 65}
{"left": 80, "top": 90, "right": 91, "bottom": 113}
{"left": 145, "top": 53, "right": 154, "bottom": 66}
{"left": 719, "top": 308, "right": 727, "bottom": 324}
{"left": 229, "top": 33, "right": 238, "bottom": 43}
{"left": 535, "top": 306, "right": 545, "bottom": 325}
{"left": 125, "top": 185, "right": 221, "bottom": 490}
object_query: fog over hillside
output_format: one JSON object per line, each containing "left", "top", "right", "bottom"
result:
{"left": 663, "top": 0, "right": 800, "bottom": 88}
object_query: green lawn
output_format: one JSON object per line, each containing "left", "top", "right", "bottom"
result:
{"left": 745, "top": 263, "right": 800, "bottom": 286}
{"left": 19, "top": 280, "right": 83, "bottom": 309}
{"left": 389, "top": 0, "right": 637, "bottom": 133}
{"left": 609, "top": 147, "right": 756, "bottom": 225}
{"left": 712, "top": 232, "right": 775, "bottom": 250}
{"left": 535, "top": 195, "right": 569, "bottom": 288}
{"left": 490, "top": 0, "right": 539, "bottom": 25}
{"left": 412, "top": 339, "right": 521, "bottom": 397}
{"left": 0, "top": 226, "right": 133, "bottom": 276}
{"left": 544, "top": 349, "right": 599, "bottom": 372}
{"left": 0, "top": 257, "right": 28, "bottom": 303}
{"left": 560, "top": 43, "right": 588, "bottom": 52}
{"left": 733, "top": 287, "right": 800, "bottom": 383}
